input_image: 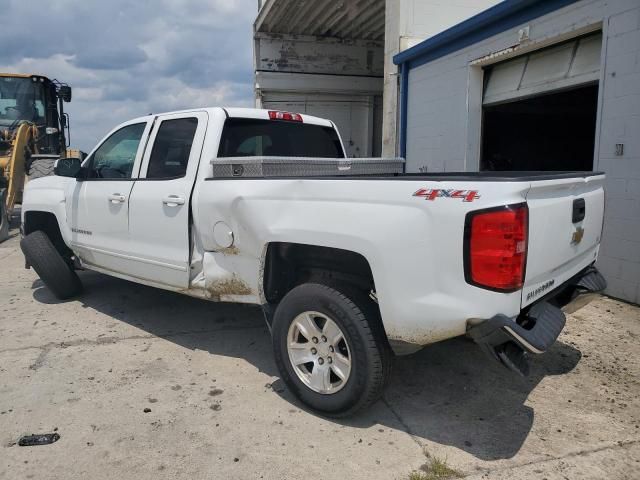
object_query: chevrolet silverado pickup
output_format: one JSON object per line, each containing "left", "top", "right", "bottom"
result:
{"left": 19, "top": 107, "right": 607, "bottom": 416}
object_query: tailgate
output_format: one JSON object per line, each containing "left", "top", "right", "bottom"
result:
{"left": 522, "top": 173, "right": 605, "bottom": 307}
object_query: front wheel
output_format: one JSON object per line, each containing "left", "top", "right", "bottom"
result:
{"left": 272, "top": 283, "right": 392, "bottom": 417}
{"left": 20, "top": 230, "right": 82, "bottom": 300}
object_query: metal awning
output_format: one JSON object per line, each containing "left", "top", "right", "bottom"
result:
{"left": 255, "top": 0, "right": 385, "bottom": 41}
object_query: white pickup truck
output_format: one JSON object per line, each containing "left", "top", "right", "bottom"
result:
{"left": 20, "top": 107, "right": 606, "bottom": 416}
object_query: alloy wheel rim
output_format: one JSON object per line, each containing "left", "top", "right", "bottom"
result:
{"left": 286, "top": 311, "right": 352, "bottom": 394}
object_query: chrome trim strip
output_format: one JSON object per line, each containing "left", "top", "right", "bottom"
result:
{"left": 71, "top": 243, "right": 188, "bottom": 272}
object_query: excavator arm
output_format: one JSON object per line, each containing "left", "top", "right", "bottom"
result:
{"left": 0, "top": 122, "right": 37, "bottom": 241}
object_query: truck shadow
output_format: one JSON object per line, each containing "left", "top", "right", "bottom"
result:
{"left": 353, "top": 337, "right": 581, "bottom": 461}
{"left": 31, "top": 270, "right": 581, "bottom": 462}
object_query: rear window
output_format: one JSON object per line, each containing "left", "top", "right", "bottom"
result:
{"left": 217, "top": 118, "right": 344, "bottom": 158}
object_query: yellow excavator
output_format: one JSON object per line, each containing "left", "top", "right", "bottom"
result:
{"left": 0, "top": 73, "right": 80, "bottom": 242}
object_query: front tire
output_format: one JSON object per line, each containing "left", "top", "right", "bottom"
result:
{"left": 272, "top": 283, "right": 392, "bottom": 417}
{"left": 20, "top": 231, "right": 82, "bottom": 300}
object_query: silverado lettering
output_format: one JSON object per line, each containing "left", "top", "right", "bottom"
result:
{"left": 526, "top": 279, "right": 555, "bottom": 302}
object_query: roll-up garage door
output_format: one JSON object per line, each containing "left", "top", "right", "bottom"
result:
{"left": 483, "top": 32, "right": 602, "bottom": 106}
{"left": 481, "top": 32, "right": 602, "bottom": 172}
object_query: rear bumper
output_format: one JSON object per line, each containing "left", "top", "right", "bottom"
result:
{"left": 550, "top": 266, "right": 607, "bottom": 314}
{"left": 468, "top": 266, "right": 606, "bottom": 375}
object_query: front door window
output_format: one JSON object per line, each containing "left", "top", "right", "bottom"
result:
{"left": 86, "top": 123, "right": 146, "bottom": 179}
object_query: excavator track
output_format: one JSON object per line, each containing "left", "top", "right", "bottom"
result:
{"left": 28, "top": 156, "right": 57, "bottom": 179}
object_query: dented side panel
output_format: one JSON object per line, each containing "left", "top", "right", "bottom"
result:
{"left": 191, "top": 176, "right": 530, "bottom": 347}
{"left": 187, "top": 250, "right": 260, "bottom": 303}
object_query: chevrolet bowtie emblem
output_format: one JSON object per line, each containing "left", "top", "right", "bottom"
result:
{"left": 572, "top": 226, "right": 585, "bottom": 245}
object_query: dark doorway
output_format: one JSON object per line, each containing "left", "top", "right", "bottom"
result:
{"left": 481, "top": 84, "right": 598, "bottom": 171}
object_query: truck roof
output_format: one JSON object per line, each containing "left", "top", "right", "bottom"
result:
{"left": 125, "top": 107, "right": 334, "bottom": 128}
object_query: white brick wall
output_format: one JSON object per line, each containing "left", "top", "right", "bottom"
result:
{"left": 381, "top": 0, "right": 501, "bottom": 156}
{"left": 404, "top": 0, "right": 640, "bottom": 304}
{"left": 596, "top": 0, "right": 640, "bottom": 304}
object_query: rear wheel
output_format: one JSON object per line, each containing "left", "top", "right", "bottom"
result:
{"left": 20, "top": 230, "right": 82, "bottom": 300}
{"left": 272, "top": 283, "right": 392, "bottom": 416}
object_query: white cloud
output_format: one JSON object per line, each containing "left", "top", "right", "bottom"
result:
{"left": 0, "top": 0, "right": 257, "bottom": 151}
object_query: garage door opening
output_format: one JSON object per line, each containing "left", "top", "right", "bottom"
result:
{"left": 481, "top": 84, "right": 598, "bottom": 171}
{"left": 480, "top": 32, "right": 601, "bottom": 171}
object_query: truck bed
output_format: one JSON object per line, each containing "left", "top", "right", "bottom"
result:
{"left": 197, "top": 167, "right": 605, "bottom": 348}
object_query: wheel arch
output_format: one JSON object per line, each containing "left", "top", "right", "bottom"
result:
{"left": 23, "top": 210, "right": 72, "bottom": 259}
{"left": 261, "top": 242, "right": 392, "bottom": 343}
{"left": 262, "top": 242, "right": 376, "bottom": 304}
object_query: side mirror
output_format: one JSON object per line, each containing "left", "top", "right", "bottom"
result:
{"left": 58, "top": 85, "right": 72, "bottom": 103}
{"left": 54, "top": 157, "right": 82, "bottom": 178}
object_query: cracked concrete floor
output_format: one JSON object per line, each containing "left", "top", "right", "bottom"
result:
{"left": 1, "top": 231, "right": 639, "bottom": 479}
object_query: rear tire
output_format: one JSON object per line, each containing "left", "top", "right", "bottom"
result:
{"left": 27, "top": 158, "right": 57, "bottom": 180}
{"left": 20, "top": 231, "right": 82, "bottom": 300}
{"left": 272, "top": 283, "right": 392, "bottom": 417}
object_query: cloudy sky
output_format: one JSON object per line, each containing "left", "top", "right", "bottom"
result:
{"left": 0, "top": 0, "right": 256, "bottom": 151}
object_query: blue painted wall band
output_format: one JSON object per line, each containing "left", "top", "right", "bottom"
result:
{"left": 399, "top": 64, "right": 409, "bottom": 159}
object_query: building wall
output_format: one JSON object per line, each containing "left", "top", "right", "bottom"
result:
{"left": 400, "top": 0, "right": 505, "bottom": 41}
{"left": 402, "top": 0, "right": 640, "bottom": 303}
{"left": 254, "top": 32, "right": 384, "bottom": 157}
{"left": 381, "top": 0, "right": 401, "bottom": 157}
{"left": 597, "top": 0, "right": 640, "bottom": 303}
{"left": 381, "top": 0, "right": 501, "bottom": 157}
{"left": 255, "top": 33, "right": 384, "bottom": 76}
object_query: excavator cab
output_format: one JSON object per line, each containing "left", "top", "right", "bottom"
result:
{"left": 0, "top": 74, "right": 76, "bottom": 241}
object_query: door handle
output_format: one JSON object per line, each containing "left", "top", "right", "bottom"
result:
{"left": 162, "top": 195, "right": 185, "bottom": 207}
{"left": 109, "top": 193, "right": 126, "bottom": 204}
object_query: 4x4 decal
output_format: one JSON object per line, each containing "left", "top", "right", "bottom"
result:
{"left": 413, "top": 188, "right": 480, "bottom": 202}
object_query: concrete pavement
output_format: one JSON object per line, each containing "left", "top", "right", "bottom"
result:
{"left": 1, "top": 230, "right": 639, "bottom": 479}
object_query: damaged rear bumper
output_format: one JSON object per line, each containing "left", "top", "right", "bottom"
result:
{"left": 468, "top": 266, "right": 606, "bottom": 376}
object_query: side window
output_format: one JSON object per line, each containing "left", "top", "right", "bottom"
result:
{"left": 146, "top": 118, "right": 198, "bottom": 179}
{"left": 87, "top": 123, "right": 146, "bottom": 179}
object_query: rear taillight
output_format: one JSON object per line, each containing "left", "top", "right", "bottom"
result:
{"left": 268, "top": 110, "right": 303, "bottom": 122}
{"left": 464, "top": 203, "right": 528, "bottom": 292}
